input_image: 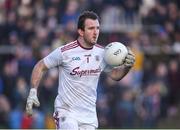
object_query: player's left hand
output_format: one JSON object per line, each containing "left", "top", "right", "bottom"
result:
{"left": 123, "top": 48, "right": 135, "bottom": 68}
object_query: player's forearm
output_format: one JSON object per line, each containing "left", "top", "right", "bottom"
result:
{"left": 31, "top": 60, "right": 48, "bottom": 89}
{"left": 109, "top": 66, "right": 131, "bottom": 81}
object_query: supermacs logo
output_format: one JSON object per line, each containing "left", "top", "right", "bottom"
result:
{"left": 70, "top": 67, "right": 101, "bottom": 77}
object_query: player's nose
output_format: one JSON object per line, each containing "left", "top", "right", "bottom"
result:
{"left": 94, "top": 29, "right": 99, "bottom": 35}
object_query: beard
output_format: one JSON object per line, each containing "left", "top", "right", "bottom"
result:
{"left": 84, "top": 37, "right": 96, "bottom": 46}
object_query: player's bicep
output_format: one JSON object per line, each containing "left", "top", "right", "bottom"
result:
{"left": 43, "top": 47, "right": 63, "bottom": 68}
{"left": 107, "top": 68, "right": 119, "bottom": 80}
{"left": 38, "top": 60, "right": 48, "bottom": 71}
{"left": 107, "top": 66, "right": 130, "bottom": 81}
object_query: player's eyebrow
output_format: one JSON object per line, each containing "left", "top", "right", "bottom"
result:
{"left": 87, "top": 26, "right": 100, "bottom": 29}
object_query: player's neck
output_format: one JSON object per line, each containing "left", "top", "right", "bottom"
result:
{"left": 77, "top": 37, "right": 94, "bottom": 49}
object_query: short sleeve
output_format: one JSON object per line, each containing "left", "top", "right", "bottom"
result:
{"left": 103, "top": 64, "right": 114, "bottom": 73}
{"left": 43, "top": 47, "right": 63, "bottom": 68}
{"left": 101, "top": 58, "right": 115, "bottom": 73}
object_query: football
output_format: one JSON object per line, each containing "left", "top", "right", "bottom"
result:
{"left": 104, "top": 42, "right": 128, "bottom": 66}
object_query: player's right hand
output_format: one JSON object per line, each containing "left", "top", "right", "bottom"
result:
{"left": 26, "top": 88, "right": 40, "bottom": 116}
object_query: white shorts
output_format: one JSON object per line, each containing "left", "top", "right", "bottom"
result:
{"left": 53, "top": 109, "right": 96, "bottom": 130}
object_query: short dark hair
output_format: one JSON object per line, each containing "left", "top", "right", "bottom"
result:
{"left": 77, "top": 11, "right": 99, "bottom": 30}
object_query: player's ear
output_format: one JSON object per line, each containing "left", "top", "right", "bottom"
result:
{"left": 78, "top": 29, "right": 84, "bottom": 37}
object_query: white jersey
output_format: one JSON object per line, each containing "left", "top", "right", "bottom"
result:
{"left": 43, "top": 40, "right": 107, "bottom": 127}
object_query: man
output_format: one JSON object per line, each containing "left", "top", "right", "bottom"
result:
{"left": 26, "top": 11, "right": 135, "bottom": 129}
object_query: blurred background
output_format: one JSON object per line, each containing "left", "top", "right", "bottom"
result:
{"left": 0, "top": 0, "right": 180, "bottom": 129}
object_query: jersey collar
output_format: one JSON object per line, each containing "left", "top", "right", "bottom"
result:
{"left": 77, "top": 40, "right": 93, "bottom": 50}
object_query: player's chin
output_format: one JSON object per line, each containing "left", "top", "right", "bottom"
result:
{"left": 92, "top": 42, "right": 96, "bottom": 45}
{"left": 91, "top": 39, "right": 97, "bottom": 44}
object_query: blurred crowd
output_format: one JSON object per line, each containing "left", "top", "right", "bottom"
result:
{"left": 0, "top": 0, "right": 180, "bottom": 129}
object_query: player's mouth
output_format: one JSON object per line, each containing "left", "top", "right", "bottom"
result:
{"left": 93, "top": 36, "right": 97, "bottom": 40}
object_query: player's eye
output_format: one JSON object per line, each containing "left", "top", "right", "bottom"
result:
{"left": 88, "top": 27, "right": 95, "bottom": 30}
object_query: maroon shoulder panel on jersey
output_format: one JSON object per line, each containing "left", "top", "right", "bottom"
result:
{"left": 95, "top": 44, "right": 104, "bottom": 49}
{"left": 61, "top": 41, "right": 79, "bottom": 52}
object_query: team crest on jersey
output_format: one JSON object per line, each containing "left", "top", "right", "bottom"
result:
{"left": 95, "top": 55, "right": 100, "bottom": 61}
{"left": 60, "top": 117, "right": 66, "bottom": 122}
